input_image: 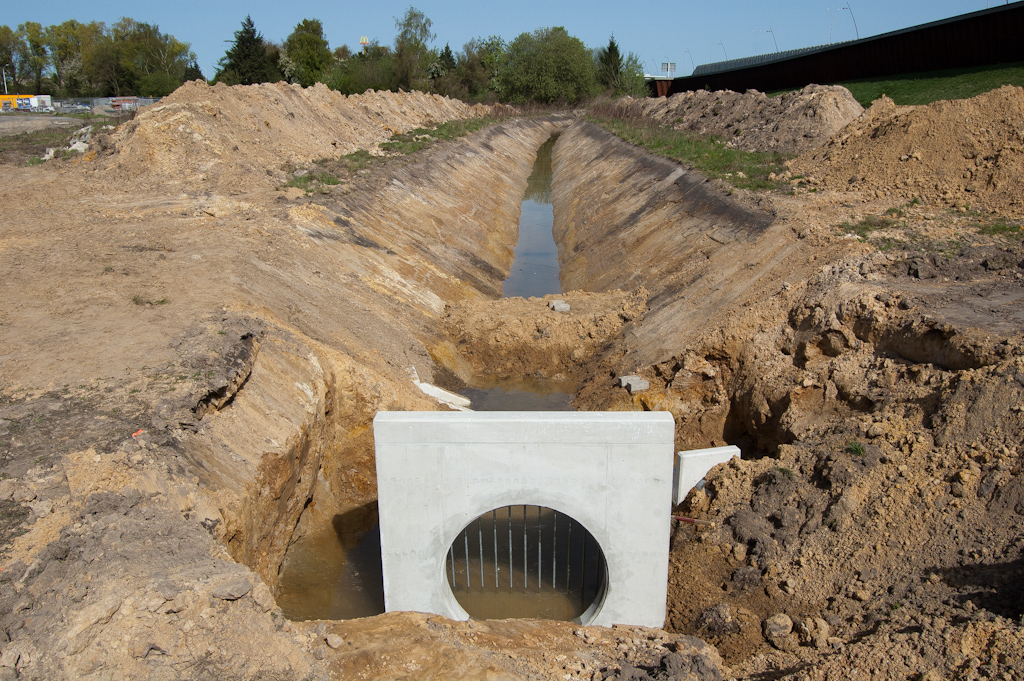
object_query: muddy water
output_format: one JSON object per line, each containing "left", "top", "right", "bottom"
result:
{"left": 459, "top": 374, "right": 573, "bottom": 411}
{"left": 501, "top": 135, "right": 560, "bottom": 299}
{"left": 276, "top": 504, "right": 383, "bottom": 620}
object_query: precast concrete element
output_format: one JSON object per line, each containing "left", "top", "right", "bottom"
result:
{"left": 672, "top": 446, "right": 742, "bottom": 506}
{"left": 373, "top": 411, "right": 675, "bottom": 627}
{"left": 548, "top": 300, "right": 570, "bottom": 312}
{"left": 617, "top": 375, "right": 650, "bottom": 393}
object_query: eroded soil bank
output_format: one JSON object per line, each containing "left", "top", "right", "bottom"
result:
{"left": 1, "top": 81, "right": 1024, "bottom": 680}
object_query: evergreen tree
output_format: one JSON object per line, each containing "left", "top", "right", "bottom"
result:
{"left": 216, "top": 15, "right": 277, "bottom": 85}
{"left": 439, "top": 43, "right": 456, "bottom": 72}
{"left": 596, "top": 35, "right": 624, "bottom": 92}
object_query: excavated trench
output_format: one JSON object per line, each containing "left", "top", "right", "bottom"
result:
{"left": 193, "top": 117, "right": 1024, "bottom": 659}
{"left": 257, "top": 119, "right": 788, "bottom": 623}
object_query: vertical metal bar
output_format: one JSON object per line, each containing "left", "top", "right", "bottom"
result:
{"left": 565, "top": 519, "right": 572, "bottom": 591}
{"left": 537, "top": 506, "right": 542, "bottom": 587}
{"left": 581, "top": 531, "right": 588, "bottom": 603}
{"left": 493, "top": 510, "right": 498, "bottom": 589}
{"left": 508, "top": 507, "right": 513, "bottom": 589}
{"left": 478, "top": 517, "right": 484, "bottom": 589}
{"left": 464, "top": 529, "right": 471, "bottom": 589}
{"left": 552, "top": 511, "right": 558, "bottom": 589}
{"left": 523, "top": 505, "right": 528, "bottom": 589}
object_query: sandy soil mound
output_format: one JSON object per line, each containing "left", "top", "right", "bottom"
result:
{"left": 107, "top": 81, "right": 488, "bottom": 192}
{"left": 793, "top": 85, "right": 1024, "bottom": 217}
{"left": 612, "top": 84, "right": 863, "bottom": 154}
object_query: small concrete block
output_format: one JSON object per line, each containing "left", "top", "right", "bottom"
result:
{"left": 548, "top": 300, "right": 570, "bottom": 312}
{"left": 617, "top": 375, "right": 649, "bottom": 393}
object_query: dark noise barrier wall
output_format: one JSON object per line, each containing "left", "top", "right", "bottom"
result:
{"left": 657, "top": 1, "right": 1024, "bottom": 96}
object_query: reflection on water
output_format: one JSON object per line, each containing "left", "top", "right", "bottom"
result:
{"left": 276, "top": 504, "right": 384, "bottom": 621}
{"left": 460, "top": 374, "right": 573, "bottom": 411}
{"left": 502, "top": 135, "right": 560, "bottom": 299}
{"left": 447, "top": 506, "right": 605, "bottom": 621}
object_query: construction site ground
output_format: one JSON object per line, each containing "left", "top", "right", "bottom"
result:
{"left": 0, "top": 81, "right": 1023, "bottom": 680}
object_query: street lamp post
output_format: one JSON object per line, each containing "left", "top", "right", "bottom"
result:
{"left": 684, "top": 50, "right": 695, "bottom": 71}
{"left": 843, "top": 3, "right": 860, "bottom": 39}
{"left": 767, "top": 27, "right": 779, "bottom": 52}
{"left": 1, "top": 66, "right": 7, "bottom": 95}
{"left": 718, "top": 41, "right": 728, "bottom": 60}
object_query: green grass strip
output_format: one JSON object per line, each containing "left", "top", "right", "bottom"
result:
{"left": 833, "top": 62, "right": 1024, "bottom": 107}
{"left": 589, "top": 116, "right": 792, "bottom": 191}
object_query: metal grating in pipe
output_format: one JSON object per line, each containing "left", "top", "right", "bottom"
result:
{"left": 445, "top": 505, "right": 607, "bottom": 621}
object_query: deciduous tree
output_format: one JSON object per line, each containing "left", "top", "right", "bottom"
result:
{"left": 495, "top": 27, "right": 597, "bottom": 104}
{"left": 283, "top": 19, "right": 331, "bottom": 87}
{"left": 393, "top": 6, "right": 435, "bottom": 91}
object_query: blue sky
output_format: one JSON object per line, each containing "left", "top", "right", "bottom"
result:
{"left": 4, "top": 1, "right": 1012, "bottom": 80}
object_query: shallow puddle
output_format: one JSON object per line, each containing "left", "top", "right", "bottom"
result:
{"left": 459, "top": 375, "right": 573, "bottom": 411}
{"left": 276, "top": 504, "right": 384, "bottom": 621}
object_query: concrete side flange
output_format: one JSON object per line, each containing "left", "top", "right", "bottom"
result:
{"left": 673, "top": 445, "right": 741, "bottom": 506}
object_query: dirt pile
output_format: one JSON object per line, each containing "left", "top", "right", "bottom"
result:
{"left": 108, "top": 80, "right": 488, "bottom": 192}
{"left": 792, "top": 85, "right": 1024, "bottom": 217}
{"left": 613, "top": 84, "right": 863, "bottom": 154}
{"left": 433, "top": 290, "right": 647, "bottom": 384}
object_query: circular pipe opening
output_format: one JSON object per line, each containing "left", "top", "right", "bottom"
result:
{"left": 445, "top": 505, "right": 607, "bottom": 622}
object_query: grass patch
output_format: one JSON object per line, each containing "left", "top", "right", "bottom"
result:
{"left": 978, "top": 218, "right": 1024, "bottom": 238}
{"left": 773, "top": 466, "right": 796, "bottom": 480}
{"left": 589, "top": 116, "right": 791, "bottom": 191}
{"left": 285, "top": 170, "right": 341, "bottom": 194}
{"left": 380, "top": 117, "right": 498, "bottom": 155}
{"left": 340, "top": 149, "right": 374, "bottom": 173}
{"left": 833, "top": 62, "right": 1024, "bottom": 107}
{"left": 838, "top": 214, "right": 899, "bottom": 238}
{"left": 287, "top": 115, "right": 509, "bottom": 194}
{"left": 845, "top": 440, "right": 865, "bottom": 456}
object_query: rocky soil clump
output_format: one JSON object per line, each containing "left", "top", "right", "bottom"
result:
{"left": 610, "top": 84, "right": 863, "bottom": 154}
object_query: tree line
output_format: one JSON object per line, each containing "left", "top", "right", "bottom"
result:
{"left": 216, "top": 9, "right": 647, "bottom": 104}
{"left": 0, "top": 19, "right": 202, "bottom": 97}
{"left": 1, "top": 7, "right": 647, "bottom": 103}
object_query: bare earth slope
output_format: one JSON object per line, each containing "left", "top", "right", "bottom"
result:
{"left": 108, "top": 81, "right": 489, "bottom": 192}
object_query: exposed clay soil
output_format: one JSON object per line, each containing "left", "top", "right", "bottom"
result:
{"left": 1, "top": 81, "right": 1024, "bottom": 681}
{"left": 792, "top": 86, "right": 1024, "bottom": 217}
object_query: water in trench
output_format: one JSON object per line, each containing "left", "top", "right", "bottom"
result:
{"left": 500, "top": 135, "right": 560, "bottom": 299}
{"left": 458, "top": 134, "right": 572, "bottom": 411}
{"left": 277, "top": 134, "right": 576, "bottom": 622}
